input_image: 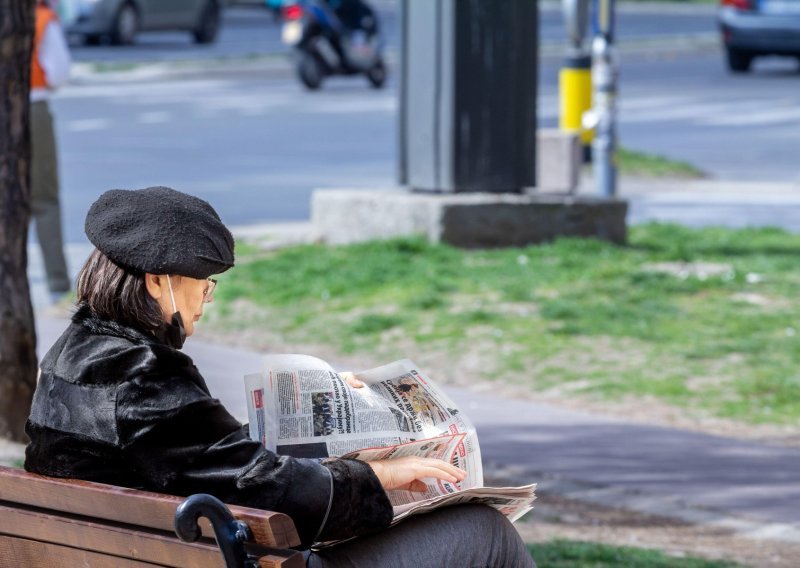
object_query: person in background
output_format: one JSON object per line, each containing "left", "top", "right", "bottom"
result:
{"left": 30, "top": 0, "right": 72, "bottom": 303}
{"left": 327, "top": 0, "right": 376, "bottom": 32}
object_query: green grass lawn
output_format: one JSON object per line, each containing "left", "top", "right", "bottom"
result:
{"left": 209, "top": 223, "right": 800, "bottom": 427}
{"left": 617, "top": 147, "right": 705, "bottom": 179}
{"left": 530, "top": 540, "right": 741, "bottom": 568}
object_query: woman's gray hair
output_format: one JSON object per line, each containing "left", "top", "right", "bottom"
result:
{"left": 76, "top": 248, "right": 165, "bottom": 332}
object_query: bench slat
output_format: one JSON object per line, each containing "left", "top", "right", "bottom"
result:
{"left": 0, "top": 466, "right": 300, "bottom": 548}
{"left": 256, "top": 551, "right": 307, "bottom": 568}
{"left": 0, "top": 536, "right": 164, "bottom": 568}
{"left": 0, "top": 503, "right": 224, "bottom": 567}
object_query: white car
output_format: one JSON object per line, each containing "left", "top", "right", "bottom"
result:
{"left": 67, "top": 0, "right": 222, "bottom": 45}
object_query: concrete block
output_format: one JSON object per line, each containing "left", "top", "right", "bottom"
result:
{"left": 537, "top": 129, "right": 582, "bottom": 193}
{"left": 312, "top": 190, "right": 628, "bottom": 248}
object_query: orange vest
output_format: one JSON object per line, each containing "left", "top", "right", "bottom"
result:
{"left": 31, "top": 5, "right": 58, "bottom": 90}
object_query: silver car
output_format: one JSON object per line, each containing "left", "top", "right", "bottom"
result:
{"left": 719, "top": 0, "right": 800, "bottom": 72}
{"left": 68, "top": 0, "right": 222, "bottom": 45}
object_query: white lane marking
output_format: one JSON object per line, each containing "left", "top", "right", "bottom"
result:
{"left": 698, "top": 106, "right": 800, "bottom": 127}
{"left": 138, "top": 111, "right": 171, "bottom": 124}
{"left": 65, "top": 118, "right": 110, "bottom": 131}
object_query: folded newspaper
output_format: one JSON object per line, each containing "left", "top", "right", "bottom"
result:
{"left": 244, "top": 355, "right": 536, "bottom": 529}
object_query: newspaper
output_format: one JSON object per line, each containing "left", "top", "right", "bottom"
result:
{"left": 244, "top": 355, "right": 536, "bottom": 527}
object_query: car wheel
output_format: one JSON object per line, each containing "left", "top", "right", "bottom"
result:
{"left": 298, "top": 53, "right": 324, "bottom": 90}
{"left": 726, "top": 48, "right": 753, "bottom": 73}
{"left": 110, "top": 3, "right": 138, "bottom": 45}
{"left": 193, "top": 0, "right": 220, "bottom": 44}
{"left": 366, "top": 59, "right": 387, "bottom": 89}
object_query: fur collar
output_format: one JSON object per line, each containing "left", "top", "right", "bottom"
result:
{"left": 72, "top": 303, "right": 158, "bottom": 346}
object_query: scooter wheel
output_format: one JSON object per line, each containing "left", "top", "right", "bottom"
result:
{"left": 299, "top": 54, "right": 324, "bottom": 91}
{"left": 366, "top": 60, "right": 387, "bottom": 89}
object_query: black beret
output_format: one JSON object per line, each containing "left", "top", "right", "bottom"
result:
{"left": 85, "top": 186, "right": 234, "bottom": 279}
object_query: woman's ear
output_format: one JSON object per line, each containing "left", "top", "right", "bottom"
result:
{"left": 144, "top": 273, "right": 163, "bottom": 300}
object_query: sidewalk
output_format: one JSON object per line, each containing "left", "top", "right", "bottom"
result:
{"left": 595, "top": 176, "right": 800, "bottom": 231}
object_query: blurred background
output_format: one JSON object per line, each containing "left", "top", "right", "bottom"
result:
{"left": 31, "top": 0, "right": 800, "bottom": 305}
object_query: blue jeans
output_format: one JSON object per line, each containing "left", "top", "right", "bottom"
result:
{"left": 307, "top": 504, "right": 536, "bottom": 568}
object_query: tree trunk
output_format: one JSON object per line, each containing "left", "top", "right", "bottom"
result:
{"left": 0, "top": 0, "right": 36, "bottom": 442}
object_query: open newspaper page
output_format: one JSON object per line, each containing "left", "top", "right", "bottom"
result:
{"left": 349, "top": 359, "right": 484, "bottom": 490}
{"left": 243, "top": 355, "right": 535, "bottom": 534}
{"left": 246, "top": 356, "right": 483, "bottom": 492}
{"left": 391, "top": 483, "right": 537, "bottom": 525}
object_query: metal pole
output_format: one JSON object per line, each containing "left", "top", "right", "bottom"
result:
{"left": 590, "top": 0, "right": 618, "bottom": 197}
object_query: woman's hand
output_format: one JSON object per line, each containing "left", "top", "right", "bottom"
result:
{"left": 339, "top": 371, "right": 365, "bottom": 388}
{"left": 338, "top": 372, "right": 464, "bottom": 492}
{"left": 368, "top": 456, "right": 466, "bottom": 492}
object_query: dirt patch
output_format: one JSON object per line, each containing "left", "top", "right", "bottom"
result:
{"left": 515, "top": 492, "right": 800, "bottom": 568}
{"left": 642, "top": 261, "right": 733, "bottom": 280}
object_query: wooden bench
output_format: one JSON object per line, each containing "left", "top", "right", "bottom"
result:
{"left": 0, "top": 465, "right": 305, "bottom": 567}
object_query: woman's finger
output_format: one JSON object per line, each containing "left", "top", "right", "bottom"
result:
{"left": 416, "top": 458, "right": 466, "bottom": 480}
{"left": 368, "top": 457, "right": 467, "bottom": 490}
{"left": 339, "top": 371, "right": 365, "bottom": 388}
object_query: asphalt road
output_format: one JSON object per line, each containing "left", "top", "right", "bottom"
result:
{"left": 40, "top": 0, "right": 800, "bottom": 252}
{"left": 50, "top": 44, "right": 800, "bottom": 245}
{"left": 68, "top": 2, "right": 717, "bottom": 63}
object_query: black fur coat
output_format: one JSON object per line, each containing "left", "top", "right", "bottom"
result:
{"left": 25, "top": 305, "right": 392, "bottom": 548}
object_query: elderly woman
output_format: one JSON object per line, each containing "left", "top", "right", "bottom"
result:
{"left": 25, "top": 187, "right": 535, "bottom": 567}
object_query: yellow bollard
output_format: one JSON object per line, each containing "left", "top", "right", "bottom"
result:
{"left": 559, "top": 54, "right": 593, "bottom": 158}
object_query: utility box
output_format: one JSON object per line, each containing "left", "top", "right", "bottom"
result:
{"left": 398, "top": 0, "right": 538, "bottom": 194}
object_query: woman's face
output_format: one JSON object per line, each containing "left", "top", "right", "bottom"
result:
{"left": 173, "top": 276, "right": 214, "bottom": 336}
{"left": 149, "top": 275, "right": 214, "bottom": 337}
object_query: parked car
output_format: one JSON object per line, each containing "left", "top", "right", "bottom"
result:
{"left": 67, "top": 0, "right": 222, "bottom": 45}
{"left": 719, "top": 0, "right": 800, "bottom": 72}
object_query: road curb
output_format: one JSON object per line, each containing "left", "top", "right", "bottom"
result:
{"left": 69, "top": 33, "right": 720, "bottom": 84}
{"left": 541, "top": 0, "right": 717, "bottom": 16}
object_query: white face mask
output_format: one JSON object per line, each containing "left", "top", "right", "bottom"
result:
{"left": 166, "top": 275, "right": 178, "bottom": 315}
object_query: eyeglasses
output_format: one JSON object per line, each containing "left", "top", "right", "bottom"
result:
{"left": 203, "top": 279, "right": 217, "bottom": 303}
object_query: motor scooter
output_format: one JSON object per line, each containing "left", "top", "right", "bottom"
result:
{"left": 280, "top": 0, "right": 387, "bottom": 90}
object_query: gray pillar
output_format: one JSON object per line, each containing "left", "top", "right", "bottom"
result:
{"left": 398, "top": 0, "right": 538, "bottom": 194}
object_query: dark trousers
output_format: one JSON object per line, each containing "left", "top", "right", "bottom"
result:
{"left": 31, "top": 99, "right": 70, "bottom": 294}
{"left": 307, "top": 504, "right": 536, "bottom": 568}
